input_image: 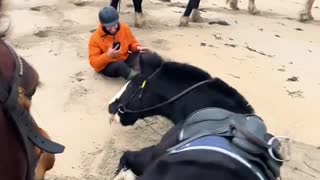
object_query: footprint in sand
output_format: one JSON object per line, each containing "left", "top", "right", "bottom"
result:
{"left": 72, "top": 0, "right": 105, "bottom": 7}
{"left": 80, "top": 138, "right": 121, "bottom": 178}
{"left": 33, "top": 21, "right": 78, "bottom": 39}
{"left": 287, "top": 76, "right": 299, "bottom": 82}
{"left": 151, "top": 39, "right": 171, "bottom": 51}
{"left": 286, "top": 90, "right": 304, "bottom": 98}
{"left": 64, "top": 84, "right": 90, "bottom": 110}
{"left": 61, "top": 19, "right": 79, "bottom": 27}
{"left": 33, "top": 30, "right": 51, "bottom": 38}
{"left": 29, "top": 5, "right": 56, "bottom": 13}
{"left": 168, "top": 2, "right": 186, "bottom": 8}
{"left": 73, "top": 1, "right": 90, "bottom": 7}
{"left": 70, "top": 85, "right": 88, "bottom": 97}
{"left": 70, "top": 71, "right": 86, "bottom": 83}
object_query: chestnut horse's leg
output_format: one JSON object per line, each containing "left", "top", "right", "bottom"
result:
{"left": 34, "top": 128, "right": 55, "bottom": 180}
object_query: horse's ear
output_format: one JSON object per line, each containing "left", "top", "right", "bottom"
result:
{"left": 139, "top": 52, "right": 163, "bottom": 76}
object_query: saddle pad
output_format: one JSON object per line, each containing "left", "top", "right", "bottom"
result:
{"left": 169, "top": 135, "right": 266, "bottom": 180}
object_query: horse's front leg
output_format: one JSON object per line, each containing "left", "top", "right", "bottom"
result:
{"left": 133, "top": 0, "right": 144, "bottom": 27}
{"left": 110, "top": 0, "right": 121, "bottom": 10}
{"left": 227, "top": 0, "right": 240, "bottom": 10}
{"left": 248, "top": 0, "right": 259, "bottom": 15}
{"left": 299, "top": 0, "right": 315, "bottom": 22}
{"left": 180, "top": 0, "right": 204, "bottom": 26}
{"left": 116, "top": 127, "right": 180, "bottom": 178}
{"left": 116, "top": 145, "right": 158, "bottom": 176}
{"left": 190, "top": 0, "right": 204, "bottom": 23}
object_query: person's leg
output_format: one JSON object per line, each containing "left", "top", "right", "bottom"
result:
{"left": 100, "top": 62, "right": 132, "bottom": 79}
{"left": 125, "top": 52, "right": 141, "bottom": 72}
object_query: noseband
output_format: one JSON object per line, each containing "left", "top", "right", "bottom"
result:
{"left": 0, "top": 40, "right": 65, "bottom": 180}
{"left": 116, "top": 64, "right": 216, "bottom": 114}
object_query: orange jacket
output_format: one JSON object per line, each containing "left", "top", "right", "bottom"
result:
{"left": 88, "top": 23, "right": 140, "bottom": 72}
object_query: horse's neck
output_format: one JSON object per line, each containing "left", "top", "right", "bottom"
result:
{"left": 163, "top": 87, "right": 209, "bottom": 125}
{"left": 0, "top": 110, "right": 28, "bottom": 179}
{"left": 164, "top": 83, "right": 244, "bottom": 125}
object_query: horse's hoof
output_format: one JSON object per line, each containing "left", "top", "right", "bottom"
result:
{"left": 299, "top": 11, "right": 314, "bottom": 22}
{"left": 179, "top": 16, "right": 189, "bottom": 27}
{"left": 191, "top": 9, "right": 205, "bottom": 23}
{"left": 230, "top": 1, "right": 240, "bottom": 10}
{"left": 114, "top": 169, "right": 137, "bottom": 180}
{"left": 134, "top": 13, "right": 145, "bottom": 28}
{"left": 248, "top": 6, "right": 260, "bottom": 15}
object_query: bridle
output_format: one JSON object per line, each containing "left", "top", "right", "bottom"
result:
{"left": 0, "top": 40, "right": 64, "bottom": 180}
{"left": 116, "top": 64, "right": 216, "bottom": 115}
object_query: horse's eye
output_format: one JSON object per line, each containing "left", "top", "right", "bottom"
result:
{"left": 24, "top": 87, "right": 37, "bottom": 99}
{"left": 128, "top": 82, "right": 134, "bottom": 88}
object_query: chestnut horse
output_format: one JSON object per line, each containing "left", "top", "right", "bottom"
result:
{"left": 0, "top": 1, "right": 64, "bottom": 179}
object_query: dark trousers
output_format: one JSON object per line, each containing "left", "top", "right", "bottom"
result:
{"left": 100, "top": 53, "right": 140, "bottom": 79}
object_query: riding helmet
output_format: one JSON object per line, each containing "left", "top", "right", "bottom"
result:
{"left": 99, "top": 6, "right": 119, "bottom": 27}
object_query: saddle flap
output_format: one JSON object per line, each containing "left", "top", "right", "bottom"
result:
{"left": 231, "top": 115, "right": 269, "bottom": 154}
{"left": 179, "top": 108, "right": 235, "bottom": 141}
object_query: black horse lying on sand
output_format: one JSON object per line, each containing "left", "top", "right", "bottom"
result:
{"left": 108, "top": 52, "right": 289, "bottom": 180}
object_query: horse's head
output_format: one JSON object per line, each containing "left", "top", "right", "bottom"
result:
{"left": 0, "top": 56, "right": 39, "bottom": 108}
{"left": 108, "top": 52, "right": 164, "bottom": 125}
{"left": 0, "top": 41, "right": 40, "bottom": 179}
{"left": 108, "top": 52, "right": 254, "bottom": 126}
{"left": 0, "top": 40, "right": 64, "bottom": 179}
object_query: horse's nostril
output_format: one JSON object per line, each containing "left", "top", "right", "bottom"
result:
{"left": 108, "top": 103, "right": 118, "bottom": 114}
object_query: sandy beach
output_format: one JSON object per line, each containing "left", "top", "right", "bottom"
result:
{"left": 3, "top": 0, "right": 320, "bottom": 179}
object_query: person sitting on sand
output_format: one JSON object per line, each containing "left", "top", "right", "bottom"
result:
{"left": 88, "top": 6, "right": 149, "bottom": 80}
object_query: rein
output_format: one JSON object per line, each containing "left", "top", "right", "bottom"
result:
{"left": 117, "top": 64, "right": 216, "bottom": 114}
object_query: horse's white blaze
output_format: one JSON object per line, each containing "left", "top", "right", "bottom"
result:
{"left": 108, "top": 81, "right": 131, "bottom": 105}
{"left": 115, "top": 113, "right": 121, "bottom": 123}
{"left": 114, "top": 169, "right": 137, "bottom": 180}
{"left": 109, "top": 113, "right": 121, "bottom": 125}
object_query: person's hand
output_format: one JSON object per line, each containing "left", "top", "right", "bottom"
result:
{"left": 107, "top": 45, "right": 120, "bottom": 58}
{"left": 137, "top": 45, "right": 151, "bottom": 53}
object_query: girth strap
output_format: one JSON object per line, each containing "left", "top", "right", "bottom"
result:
{"left": 169, "top": 136, "right": 266, "bottom": 180}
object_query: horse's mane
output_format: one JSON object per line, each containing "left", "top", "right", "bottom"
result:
{"left": 159, "top": 59, "right": 254, "bottom": 113}
{"left": 141, "top": 52, "right": 254, "bottom": 113}
{"left": 162, "top": 61, "right": 212, "bottom": 82}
